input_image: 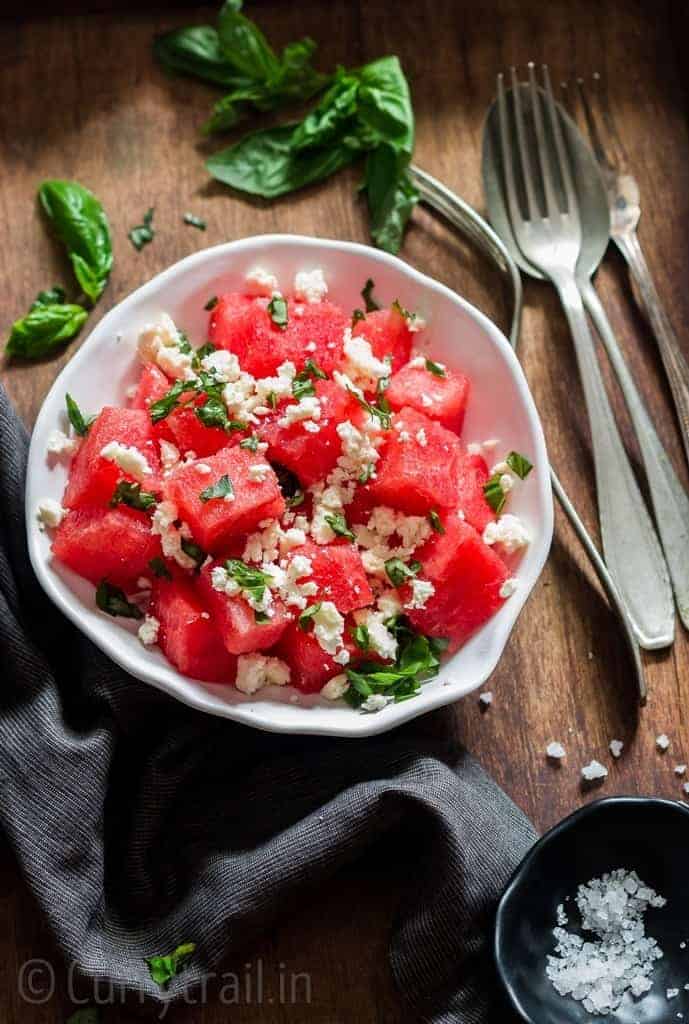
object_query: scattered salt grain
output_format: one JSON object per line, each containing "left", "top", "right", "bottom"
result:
{"left": 581, "top": 760, "right": 608, "bottom": 782}
{"left": 683, "top": 782, "right": 689, "bottom": 796}
{"left": 546, "top": 742, "right": 566, "bottom": 761}
{"left": 656, "top": 734, "right": 670, "bottom": 752}
{"left": 609, "top": 739, "right": 624, "bottom": 759}
{"left": 675, "top": 765, "right": 687, "bottom": 776}
{"left": 479, "top": 691, "right": 493, "bottom": 708}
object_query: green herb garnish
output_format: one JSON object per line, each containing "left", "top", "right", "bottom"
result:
{"left": 180, "top": 537, "right": 206, "bottom": 569}
{"left": 200, "top": 473, "right": 234, "bottom": 502}
{"left": 38, "top": 179, "right": 112, "bottom": 304}
{"left": 506, "top": 451, "right": 533, "bottom": 480}
{"left": 267, "top": 390, "right": 278, "bottom": 410}
{"left": 204, "top": 295, "right": 218, "bottom": 311}
{"left": 361, "top": 278, "right": 380, "bottom": 312}
{"left": 110, "top": 481, "right": 157, "bottom": 511}
{"left": 149, "top": 379, "right": 196, "bottom": 423}
{"left": 239, "top": 434, "right": 260, "bottom": 451}
{"left": 425, "top": 358, "right": 445, "bottom": 377}
{"left": 267, "top": 294, "right": 288, "bottom": 328}
{"left": 483, "top": 473, "right": 507, "bottom": 514}
{"left": 286, "top": 490, "right": 305, "bottom": 508}
{"left": 292, "top": 358, "right": 327, "bottom": 399}
{"left": 36, "top": 285, "right": 66, "bottom": 305}
{"left": 344, "top": 620, "right": 447, "bottom": 707}
{"left": 195, "top": 394, "right": 237, "bottom": 431}
{"left": 65, "top": 393, "right": 93, "bottom": 436}
{"left": 298, "top": 602, "right": 322, "bottom": 631}
{"left": 352, "top": 624, "right": 370, "bottom": 650}
{"left": 225, "top": 559, "right": 272, "bottom": 606}
{"left": 146, "top": 942, "right": 196, "bottom": 989}
{"left": 149, "top": 556, "right": 172, "bottom": 580}
{"left": 7, "top": 298, "right": 88, "bottom": 360}
{"left": 351, "top": 308, "right": 366, "bottom": 327}
{"left": 183, "top": 212, "right": 206, "bottom": 230}
{"left": 428, "top": 509, "right": 445, "bottom": 534}
{"left": 96, "top": 580, "right": 143, "bottom": 620}
{"left": 358, "top": 464, "right": 374, "bottom": 484}
{"left": 255, "top": 610, "right": 271, "bottom": 624}
{"left": 324, "top": 513, "right": 355, "bottom": 541}
{"left": 191, "top": 341, "right": 217, "bottom": 370}
{"left": 348, "top": 387, "right": 392, "bottom": 429}
{"left": 384, "top": 557, "right": 421, "bottom": 587}
{"left": 128, "top": 207, "right": 155, "bottom": 251}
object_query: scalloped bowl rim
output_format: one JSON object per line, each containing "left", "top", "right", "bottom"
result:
{"left": 26, "top": 234, "right": 553, "bottom": 737}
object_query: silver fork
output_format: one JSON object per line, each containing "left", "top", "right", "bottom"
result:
{"left": 496, "top": 64, "right": 674, "bottom": 649}
{"left": 576, "top": 74, "right": 689, "bottom": 473}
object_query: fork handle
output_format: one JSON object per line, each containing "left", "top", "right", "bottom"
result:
{"left": 580, "top": 277, "right": 689, "bottom": 630}
{"left": 551, "top": 269, "right": 674, "bottom": 649}
{"left": 615, "top": 231, "right": 689, "bottom": 472}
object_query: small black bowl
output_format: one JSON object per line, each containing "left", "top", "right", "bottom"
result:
{"left": 495, "top": 797, "right": 689, "bottom": 1024}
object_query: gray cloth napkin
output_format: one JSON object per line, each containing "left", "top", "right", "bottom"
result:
{"left": 0, "top": 384, "right": 536, "bottom": 1022}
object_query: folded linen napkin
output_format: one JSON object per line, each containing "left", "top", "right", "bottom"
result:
{"left": 0, "top": 384, "right": 535, "bottom": 1022}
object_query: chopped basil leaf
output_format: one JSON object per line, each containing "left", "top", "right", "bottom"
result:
{"left": 324, "top": 513, "right": 355, "bottom": 541}
{"left": 298, "top": 602, "right": 322, "bottom": 631}
{"left": 361, "top": 278, "right": 380, "bottom": 312}
{"left": 384, "top": 557, "right": 421, "bottom": 587}
{"left": 506, "top": 451, "right": 533, "bottom": 480}
{"left": 183, "top": 212, "right": 206, "bottom": 230}
{"left": 180, "top": 537, "right": 206, "bottom": 568}
{"left": 38, "top": 179, "right": 112, "bottom": 304}
{"left": 348, "top": 388, "right": 392, "bottom": 429}
{"left": 358, "top": 463, "right": 374, "bottom": 484}
{"left": 239, "top": 434, "right": 260, "bottom": 451}
{"left": 149, "top": 556, "right": 172, "bottom": 580}
{"left": 302, "top": 358, "right": 327, "bottom": 380}
{"left": 344, "top": 620, "right": 446, "bottom": 707}
{"left": 292, "top": 377, "right": 315, "bottom": 400}
{"left": 267, "top": 294, "right": 288, "bottom": 328}
{"left": 110, "top": 481, "right": 157, "bottom": 511}
{"left": 191, "top": 341, "right": 216, "bottom": 370}
{"left": 483, "top": 473, "right": 507, "bottom": 514}
{"left": 149, "top": 379, "right": 196, "bottom": 423}
{"left": 425, "top": 358, "right": 445, "bottom": 377}
{"left": 286, "top": 490, "right": 305, "bottom": 508}
{"left": 128, "top": 207, "right": 155, "bottom": 251}
{"left": 199, "top": 473, "right": 234, "bottom": 502}
{"left": 96, "top": 580, "right": 143, "bottom": 620}
{"left": 35, "top": 285, "right": 66, "bottom": 305}
{"left": 146, "top": 942, "right": 196, "bottom": 989}
{"left": 65, "top": 393, "right": 93, "bottom": 436}
{"left": 204, "top": 295, "right": 218, "bottom": 311}
{"left": 225, "top": 559, "right": 271, "bottom": 606}
{"left": 267, "top": 390, "right": 278, "bottom": 410}
{"left": 352, "top": 624, "right": 370, "bottom": 650}
{"left": 176, "top": 331, "right": 192, "bottom": 354}
{"left": 195, "top": 394, "right": 231, "bottom": 430}
{"left": 351, "top": 308, "right": 366, "bottom": 327}
{"left": 428, "top": 509, "right": 445, "bottom": 533}
{"left": 255, "top": 610, "right": 271, "bottom": 624}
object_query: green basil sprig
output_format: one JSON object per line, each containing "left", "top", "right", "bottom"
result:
{"left": 38, "top": 180, "right": 113, "bottom": 305}
{"left": 6, "top": 291, "right": 87, "bottom": 360}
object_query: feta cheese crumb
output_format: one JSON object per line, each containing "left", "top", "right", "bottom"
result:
{"left": 100, "top": 441, "right": 152, "bottom": 481}
{"left": 415, "top": 428, "right": 428, "bottom": 447}
{"left": 159, "top": 439, "right": 180, "bottom": 473}
{"left": 235, "top": 653, "right": 290, "bottom": 694}
{"left": 138, "top": 615, "right": 160, "bottom": 647}
{"left": 311, "top": 601, "right": 345, "bottom": 656}
{"left": 248, "top": 463, "right": 269, "bottom": 483}
{"left": 546, "top": 741, "right": 566, "bottom": 760}
{"left": 500, "top": 577, "right": 519, "bottom": 599}
{"left": 201, "top": 349, "right": 241, "bottom": 383}
{"left": 341, "top": 329, "right": 390, "bottom": 390}
{"left": 581, "top": 760, "right": 608, "bottom": 782}
{"left": 609, "top": 739, "right": 624, "bottom": 759}
{"left": 479, "top": 691, "right": 493, "bottom": 708}
{"left": 278, "top": 395, "right": 321, "bottom": 428}
{"left": 245, "top": 266, "right": 279, "bottom": 296}
{"left": 46, "top": 429, "right": 78, "bottom": 457}
{"left": 36, "top": 498, "right": 66, "bottom": 530}
{"left": 294, "top": 267, "right": 328, "bottom": 304}
{"left": 483, "top": 514, "right": 530, "bottom": 553}
{"left": 656, "top": 733, "right": 670, "bottom": 752}
{"left": 151, "top": 500, "right": 197, "bottom": 570}
{"left": 321, "top": 674, "right": 349, "bottom": 700}
{"left": 405, "top": 578, "right": 435, "bottom": 610}
{"left": 360, "top": 693, "right": 393, "bottom": 713}
{"left": 137, "top": 313, "right": 194, "bottom": 380}
{"left": 674, "top": 764, "right": 687, "bottom": 776}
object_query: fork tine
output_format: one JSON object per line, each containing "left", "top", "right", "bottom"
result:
{"left": 528, "top": 62, "right": 561, "bottom": 219}
{"left": 510, "top": 67, "right": 538, "bottom": 220}
{"left": 542, "top": 65, "right": 578, "bottom": 217}
{"left": 497, "top": 72, "right": 528, "bottom": 230}
{"left": 576, "top": 75, "right": 611, "bottom": 171}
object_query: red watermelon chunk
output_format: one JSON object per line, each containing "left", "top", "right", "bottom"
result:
{"left": 196, "top": 562, "right": 291, "bottom": 654}
{"left": 209, "top": 294, "right": 347, "bottom": 377}
{"left": 151, "top": 577, "right": 236, "bottom": 682}
{"left": 52, "top": 506, "right": 162, "bottom": 590}
{"left": 456, "top": 453, "right": 496, "bottom": 533}
{"left": 163, "top": 447, "right": 284, "bottom": 552}
{"left": 63, "top": 407, "right": 161, "bottom": 509}
{"left": 403, "top": 516, "right": 509, "bottom": 651}
{"left": 292, "top": 540, "right": 373, "bottom": 613}
{"left": 276, "top": 621, "right": 354, "bottom": 694}
{"left": 166, "top": 399, "right": 233, "bottom": 458}
{"left": 258, "top": 379, "right": 359, "bottom": 488}
{"left": 386, "top": 362, "right": 470, "bottom": 433}
{"left": 131, "top": 364, "right": 177, "bottom": 443}
{"left": 351, "top": 306, "right": 413, "bottom": 373}
{"left": 368, "top": 407, "right": 461, "bottom": 515}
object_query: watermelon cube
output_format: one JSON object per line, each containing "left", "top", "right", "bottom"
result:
{"left": 368, "top": 407, "right": 461, "bottom": 515}
{"left": 151, "top": 577, "right": 236, "bottom": 682}
{"left": 131, "top": 364, "right": 176, "bottom": 443}
{"left": 258, "top": 379, "right": 359, "bottom": 488}
{"left": 292, "top": 541, "right": 373, "bottom": 613}
{"left": 352, "top": 306, "right": 413, "bottom": 373}
{"left": 63, "top": 407, "right": 161, "bottom": 509}
{"left": 163, "top": 447, "right": 284, "bottom": 552}
{"left": 386, "top": 362, "right": 470, "bottom": 433}
{"left": 456, "top": 453, "right": 496, "bottom": 533}
{"left": 276, "top": 621, "right": 353, "bottom": 694}
{"left": 52, "top": 506, "right": 162, "bottom": 590}
{"left": 209, "top": 294, "right": 347, "bottom": 378}
{"left": 167, "top": 399, "right": 233, "bottom": 458}
{"left": 404, "top": 516, "right": 509, "bottom": 651}
{"left": 196, "top": 562, "right": 291, "bottom": 654}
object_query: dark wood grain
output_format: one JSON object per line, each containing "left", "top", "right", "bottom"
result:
{"left": 1, "top": 1, "right": 688, "bottom": 1020}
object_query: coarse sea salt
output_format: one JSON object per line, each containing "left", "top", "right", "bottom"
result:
{"left": 546, "top": 869, "right": 667, "bottom": 1016}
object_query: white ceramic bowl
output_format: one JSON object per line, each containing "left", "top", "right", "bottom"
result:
{"left": 26, "top": 234, "right": 553, "bottom": 736}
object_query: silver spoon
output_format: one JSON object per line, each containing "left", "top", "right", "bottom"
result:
{"left": 482, "top": 84, "right": 689, "bottom": 639}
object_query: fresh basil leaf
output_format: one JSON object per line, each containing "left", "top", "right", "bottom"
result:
{"left": 149, "top": 556, "right": 172, "bottom": 580}
{"left": 352, "top": 624, "right": 370, "bottom": 650}
{"left": 302, "top": 358, "right": 327, "bottom": 380}
{"left": 180, "top": 538, "right": 206, "bottom": 569}
{"left": 351, "top": 308, "right": 366, "bottom": 327}
{"left": 66, "top": 1009, "right": 100, "bottom": 1024}
{"left": 506, "top": 451, "right": 533, "bottom": 480}
{"left": 6, "top": 302, "right": 88, "bottom": 360}
{"left": 146, "top": 942, "right": 196, "bottom": 989}
{"left": 38, "top": 180, "right": 112, "bottom": 304}
{"left": 207, "top": 122, "right": 359, "bottom": 198}
{"left": 483, "top": 473, "right": 507, "bottom": 514}
{"left": 204, "top": 295, "right": 218, "bottom": 311}
{"left": 200, "top": 473, "right": 234, "bottom": 502}
{"left": 153, "top": 25, "right": 243, "bottom": 86}
{"left": 292, "top": 377, "right": 315, "bottom": 400}
{"left": 96, "top": 580, "right": 143, "bottom": 620}
{"left": 344, "top": 621, "right": 444, "bottom": 707}
{"left": 183, "top": 212, "right": 206, "bottom": 230}
{"left": 291, "top": 70, "right": 359, "bottom": 151}
{"left": 216, "top": 0, "right": 281, "bottom": 82}
{"left": 65, "top": 393, "right": 93, "bottom": 436}
{"left": 195, "top": 394, "right": 231, "bottom": 430}
{"left": 266, "top": 390, "right": 278, "bottom": 409}
{"left": 364, "top": 148, "right": 418, "bottom": 254}
{"left": 128, "top": 207, "right": 155, "bottom": 251}
{"left": 267, "top": 294, "right": 288, "bottom": 328}
{"left": 324, "top": 513, "right": 355, "bottom": 541}
{"left": 203, "top": 61, "right": 326, "bottom": 136}
{"left": 361, "top": 278, "right": 380, "bottom": 312}
{"left": 34, "top": 285, "right": 66, "bottom": 306}
{"left": 298, "top": 602, "right": 322, "bottom": 631}
{"left": 191, "top": 342, "right": 217, "bottom": 371}
{"left": 239, "top": 434, "right": 259, "bottom": 451}
{"left": 110, "top": 481, "right": 157, "bottom": 511}
{"left": 348, "top": 387, "right": 392, "bottom": 429}
{"left": 428, "top": 509, "right": 445, "bottom": 534}
{"left": 384, "top": 557, "right": 420, "bottom": 587}
{"left": 225, "top": 558, "right": 271, "bottom": 605}
{"left": 149, "top": 379, "right": 196, "bottom": 423}
{"left": 425, "top": 358, "right": 445, "bottom": 377}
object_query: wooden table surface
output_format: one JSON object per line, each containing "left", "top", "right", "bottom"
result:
{"left": 1, "top": 1, "right": 688, "bottom": 1020}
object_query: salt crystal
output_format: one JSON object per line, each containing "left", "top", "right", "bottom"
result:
{"left": 479, "top": 691, "right": 493, "bottom": 708}
{"left": 675, "top": 765, "right": 687, "bottom": 776}
{"left": 656, "top": 733, "right": 670, "bottom": 751}
{"left": 668, "top": 989, "right": 680, "bottom": 999}
{"left": 582, "top": 760, "right": 608, "bottom": 782}
{"left": 547, "top": 742, "right": 566, "bottom": 761}
{"left": 609, "top": 739, "right": 624, "bottom": 759}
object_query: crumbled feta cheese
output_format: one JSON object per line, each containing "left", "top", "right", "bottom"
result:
{"left": 674, "top": 764, "right": 687, "bottom": 776}
{"left": 280, "top": 527, "right": 307, "bottom": 552}
{"left": 245, "top": 266, "right": 279, "bottom": 296}
{"left": 668, "top": 989, "right": 680, "bottom": 1000}
{"left": 408, "top": 355, "right": 426, "bottom": 369}
{"left": 254, "top": 361, "right": 296, "bottom": 407}
{"left": 201, "top": 349, "right": 241, "bottom": 383}
{"left": 377, "top": 589, "right": 402, "bottom": 619}
{"left": 248, "top": 463, "right": 269, "bottom": 483}
{"left": 483, "top": 514, "right": 530, "bottom": 553}
{"left": 361, "top": 693, "right": 393, "bottom": 713}
{"left": 405, "top": 578, "right": 435, "bottom": 610}
{"left": 341, "top": 329, "right": 389, "bottom": 389}
{"left": 151, "top": 500, "right": 197, "bottom": 569}
{"left": 138, "top": 615, "right": 160, "bottom": 647}
{"left": 311, "top": 601, "right": 345, "bottom": 657}
{"left": 406, "top": 313, "right": 426, "bottom": 333}
{"left": 321, "top": 674, "right": 349, "bottom": 700}
{"left": 222, "top": 371, "right": 260, "bottom": 425}
{"left": 195, "top": 463, "right": 212, "bottom": 476}
{"left": 137, "top": 313, "right": 194, "bottom": 380}
{"left": 609, "top": 739, "right": 624, "bottom": 759}
{"left": 582, "top": 760, "right": 608, "bottom": 782}
{"left": 294, "top": 267, "right": 328, "bottom": 304}
{"left": 36, "top": 498, "right": 66, "bottom": 530}
{"left": 398, "top": 430, "right": 411, "bottom": 442}
{"left": 211, "top": 565, "right": 241, "bottom": 597}
{"left": 500, "top": 472, "right": 514, "bottom": 493}
{"left": 159, "top": 439, "right": 180, "bottom": 473}
{"left": 333, "top": 648, "right": 350, "bottom": 665}
{"left": 353, "top": 506, "right": 431, "bottom": 577}
{"left": 415, "top": 428, "right": 428, "bottom": 447}
{"left": 467, "top": 442, "right": 481, "bottom": 455}
{"left": 499, "top": 577, "right": 519, "bottom": 599}
{"left": 656, "top": 733, "right": 670, "bottom": 752}
{"left": 235, "top": 653, "right": 290, "bottom": 694}
{"left": 354, "top": 609, "right": 398, "bottom": 661}
{"left": 100, "top": 441, "right": 152, "bottom": 481}
{"left": 479, "top": 691, "right": 494, "bottom": 708}
{"left": 278, "top": 395, "right": 321, "bottom": 428}
{"left": 46, "top": 429, "right": 78, "bottom": 457}
{"left": 546, "top": 741, "right": 566, "bottom": 760}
